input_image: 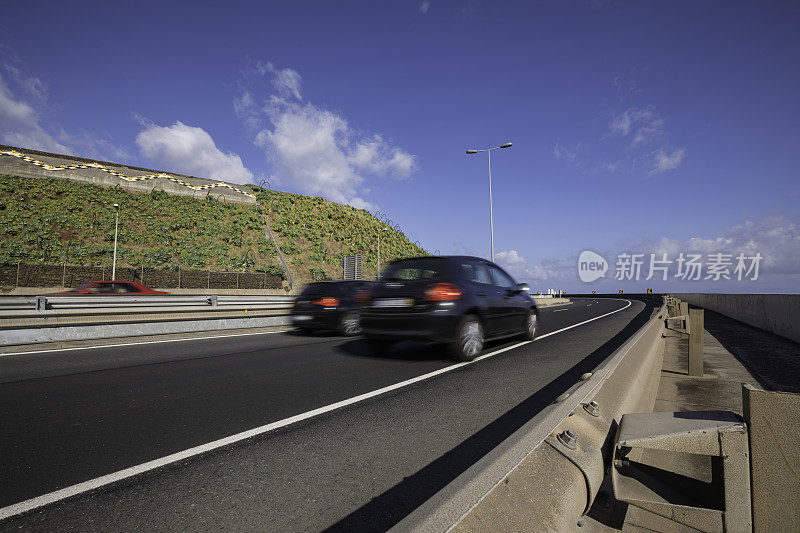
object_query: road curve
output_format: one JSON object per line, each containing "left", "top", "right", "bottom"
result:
{"left": 0, "top": 297, "right": 656, "bottom": 531}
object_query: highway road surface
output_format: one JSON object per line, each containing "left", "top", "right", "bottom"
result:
{"left": 0, "top": 297, "right": 656, "bottom": 531}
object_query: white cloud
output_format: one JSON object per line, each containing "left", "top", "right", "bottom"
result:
{"left": 552, "top": 141, "right": 580, "bottom": 164}
{"left": 0, "top": 73, "right": 68, "bottom": 152}
{"left": 493, "top": 215, "right": 800, "bottom": 292}
{"left": 610, "top": 107, "right": 663, "bottom": 145}
{"left": 612, "top": 76, "right": 642, "bottom": 100}
{"left": 348, "top": 134, "right": 415, "bottom": 179}
{"left": 495, "top": 250, "right": 564, "bottom": 282}
{"left": 348, "top": 197, "right": 379, "bottom": 211}
{"left": 556, "top": 103, "right": 684, "bottom": 177}
{"left": 238, "top": 61, "right": 416, "bottom": 208}
{"left": 254, "top": 61, "right": 302, "bottom": 100}
{"left": 254, "top": 101, "right": 358, "bottom": 203}
{"left": 650, "top": 148, "right": 685, "bottom": 175}
{"left": 643, "top": 215, "right": 800, "bottom": 276}
{"left": 4, "top": 63, "right": 47, "bottom": 101}
{"left": 1, "top": 63, "right": 131, "bottom": 160}
{"left": 420, "top": 1, "right": 431, "bottom": 14}
{"left": 136, "top": 120, "right": 254, "bottom": 184}
{"left": 273, "top": 68, "right": 302, "bottom": 101}
{"left": 233, "top": 90, "right": 258, "bottom": 126}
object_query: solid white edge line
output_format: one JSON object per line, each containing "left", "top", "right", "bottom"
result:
{"left": 0, "top": 329, "right": 292, "bottom": 358}
{"left": 535, "top": 299, "right": 631, "bottom": 340}
{"left": 0, "top": 298, "right": 633, "bottom": 521}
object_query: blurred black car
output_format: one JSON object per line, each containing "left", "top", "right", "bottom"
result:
{"left": 360, "top": 256, "right": 538, "bottom": 361}
{"left": 291, "top": 280, "right": 374, "bottom": 336}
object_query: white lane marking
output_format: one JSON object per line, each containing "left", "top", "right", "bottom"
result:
{"left": 0, "top": 329, "right": 292, "bottom": 358}
{"left": 553, "top": 309, "right": 568, "bottom": 312}
{"left": 535, "top": 299, "right": 631, "bottom": 340}
{"left": 0, "top": 299, "right": 633, "bottom": 521}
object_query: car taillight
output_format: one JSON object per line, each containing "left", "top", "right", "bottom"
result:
{"left": 355, "top": 289, "right": 372, "bottom": 304}
{"left": 312, "top": 297, "right": 340, "bottom": 307}
{"left": 424, "top": 283, "right": 462, "bottom": 301}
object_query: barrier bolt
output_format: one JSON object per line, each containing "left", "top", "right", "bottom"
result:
{"left": 557, "top": 429, "right": 578, "bottom": 450}
{"left": 583, "top": 400, "right": 601, "bottom": 417}
{"left": 688, "top": 308, "right": 704, "bottom": 376}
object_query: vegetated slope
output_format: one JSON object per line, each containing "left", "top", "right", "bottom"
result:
{"left": 255, "top": 187, "right": 426, "bottom": 284}
{"left": 0, "top": 175, "right": 426, "bottom": 286}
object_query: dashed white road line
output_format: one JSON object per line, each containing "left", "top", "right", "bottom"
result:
{"left": 0, "top": 299, "right": 633, "bottom": 521}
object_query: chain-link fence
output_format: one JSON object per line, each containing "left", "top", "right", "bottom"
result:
{"left": 0, "top": 263, "right": 283, "bottom": 290}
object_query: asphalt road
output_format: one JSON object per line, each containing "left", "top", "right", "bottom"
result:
{"left": 0, "top": 297, "right": 655, "bottom": 531}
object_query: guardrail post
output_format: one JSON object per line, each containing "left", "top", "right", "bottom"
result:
{"left": 742, "top": 384, "right": 800, "bottom": 531}
{"left": 36, "top": 295, "right": 47, "bottom": 312}
{"left": 688, "top": 308, "right": 704, "bottom": 376}
{"left": 679, "top": 301, "right": 689, "bottom": 318}
{"left": 209, "top": 294, "right": 218, "bottom": 307}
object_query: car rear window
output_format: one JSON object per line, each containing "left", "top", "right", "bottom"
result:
{"left": 300, "top": 283, "right": 342, "bottom": 297}
{"left": 382, "top": 259, "right": 445, "bottom": 281}
{"left": 459, "top": 261, "right": 493, "bottom": 284}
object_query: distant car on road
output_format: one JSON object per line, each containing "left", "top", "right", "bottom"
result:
{"left": 291, "top": 280, "right": 375, "bottom": 336}
{"left": 360, "top": 256, "right": 538, "bottom": 361}
{"left": 53, "top": 281, "right": 168, "bottom": 295}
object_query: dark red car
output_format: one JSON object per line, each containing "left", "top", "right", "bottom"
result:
{"left": 53, "top": 281, "right": 168, "bottom": 295}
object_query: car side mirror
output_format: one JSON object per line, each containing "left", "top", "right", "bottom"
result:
{"left": 517, "top": 283, "right": 530, "bottom": 293}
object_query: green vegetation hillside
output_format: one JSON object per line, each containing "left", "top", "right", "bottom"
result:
{"left": 0, "top": 175, "right": 426, "bottom": 287}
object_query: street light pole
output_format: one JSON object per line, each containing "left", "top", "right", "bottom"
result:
{"left": 111, "top": 203, "right": 120, "bottom": 281}
{"left": 488, "top": 149, "right": 494, "bottom": 263}
{"left": 466, "top": 142, "right": 512, "bottom": 263}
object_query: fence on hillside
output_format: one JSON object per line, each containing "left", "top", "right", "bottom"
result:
{"left": 0, "top": 263, "right": 283, "bottom": 290}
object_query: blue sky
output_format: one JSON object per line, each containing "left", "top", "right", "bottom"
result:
{"left": 1, "top": 1, "right": 798, "bottom": 292}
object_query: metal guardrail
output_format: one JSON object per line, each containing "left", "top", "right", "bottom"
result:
{"left": 0, "top": 295, "right": 295, "bottom": 313}
{"left": 392, "top": 298, "right": 667, "bottom": 532}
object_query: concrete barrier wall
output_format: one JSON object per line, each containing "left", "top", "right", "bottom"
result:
{"left": 392, "top": 301, "right": 666, "bottom": 532}
{"left": 2, "top": 315, "right": 291, "bottom": 346}
{"left": 533, "top": 296, "right": 570, "bottom": 307}
{"left": 672, "top": 293, "right": 800, "bottom": 344}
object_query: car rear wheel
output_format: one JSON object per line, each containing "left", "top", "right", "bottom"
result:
{"left": 340, "top": 311, "right": 362, "bottom": 336}
{"left": 448, "top": 314, "right": 484, "bottom": 362}
{"left": 521, "top": 309, "right": 538, "bottom": 341}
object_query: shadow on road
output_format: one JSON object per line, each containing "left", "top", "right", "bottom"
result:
{"left": 700, "top": 308, "right": 800, "bottom": 394}
{"left": 323, "top": 299, "right": 659, "bottom": 532}
{"left": 333, "top": 336, "right": 534, "bottom": 362}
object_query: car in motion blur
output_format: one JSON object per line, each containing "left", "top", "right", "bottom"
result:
{"left": 291, "top": 280, "right": 374, "bottom": 336}
{"left": 53, "top": 281, "right": 168, "bottom": 295}
{"left": 360, "top": 256, "right": 538, "bottom": 361}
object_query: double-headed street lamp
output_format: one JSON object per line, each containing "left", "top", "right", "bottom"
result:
{"left": 111, "top": 203, "right": 120, "bottom": 281}
{"left": 466, "top": 142, "right": 512, "bottom": 263}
